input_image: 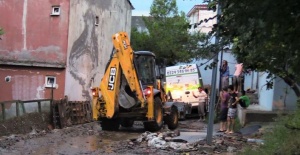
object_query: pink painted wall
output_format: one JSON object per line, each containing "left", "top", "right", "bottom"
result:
{"left": 0, "top": 0, "right": 69, "bottom": 66}
{"left": 0, "top": 66, "right": 65, "bottom": 102}
{"left": 0, "top": 0, "right": 69, "bottom": 102}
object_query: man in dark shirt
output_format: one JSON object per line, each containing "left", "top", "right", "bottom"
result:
{"left": 225, "top": 85, "right": 239, "bottom": 134}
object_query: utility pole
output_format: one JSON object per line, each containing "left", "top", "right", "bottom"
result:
{"left": 206, "top": 3, "right": 222, "bottom": 145}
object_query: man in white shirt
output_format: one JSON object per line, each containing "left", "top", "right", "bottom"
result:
{"left": 193, "top": 87, "right": 208, "bottom": 121}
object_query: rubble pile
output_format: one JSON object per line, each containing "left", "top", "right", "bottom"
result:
{"left": 0, "top": 122, "right": 101, "bottom": 149}
{"left": 117, "top": 131, "right": 264, "bottom": 154}
{"left": 118, "top": 130, "right": 197, "bottom": 153}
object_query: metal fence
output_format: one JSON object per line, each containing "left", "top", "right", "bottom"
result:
{"left": 0, "top": 97, "right": 93, "bottom": 129}
{"left": 0, "top": 99, "right": 51, "bottom": 121}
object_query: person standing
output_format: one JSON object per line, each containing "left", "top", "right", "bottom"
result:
{"left": 233, "top": 62, "right": 243, "bottom": 93}
{"left": 193, "top": 87, "right": 207, "bottom": 121}
{"left": 226, "top": 85, "right": 239, "bottom": 134}
{"left": 220, "top": 60, "right": 230, "bottom": 89}
{"left": 219, "top": 87, "right": 230, "bottom": 132}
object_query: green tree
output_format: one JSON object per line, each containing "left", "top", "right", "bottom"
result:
{"left": 207, "top": 0, "right": 300, "bottom": 97}
{"left": 131, "top": 0, "right": 206, "bottom": 66}
{"left": 131, "top": 27, "right": 152, "bottom": 51}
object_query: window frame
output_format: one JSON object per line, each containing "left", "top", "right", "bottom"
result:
{"left": 45, "top": 76, "right": 56, "bottom": 88}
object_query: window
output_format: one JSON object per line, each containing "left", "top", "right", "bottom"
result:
{"left": 51, "top": 6, "right": 60, "bottom": 16}
{"left": 95, "top": 16, "right": 99, "bottom": 26}
{"left": 45, "top": 76, "right": 56, "bottom": 88}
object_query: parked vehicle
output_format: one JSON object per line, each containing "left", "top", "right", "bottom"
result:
{"left": 165, "top": 64, "right": 204, "bottom": 119}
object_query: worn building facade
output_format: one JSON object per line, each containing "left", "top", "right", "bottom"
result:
{"left": 0, "top": 0, "right": 133, "bottom": 102}
{"left": 187, "top": 4, "right": 217, "bottom": 34}
{"left": 0, "top": 0, "right": 70, "bottom": 101}
{"left": 65, "top": 0, "right": 133, "bottom": 101}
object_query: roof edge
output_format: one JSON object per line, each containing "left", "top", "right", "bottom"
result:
{"left": 127, "top": 0, "right": 135, "bottom": 10}
{"left": 187, "top": 4, "right": 208, "bottom": 17}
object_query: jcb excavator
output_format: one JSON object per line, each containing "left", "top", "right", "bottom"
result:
{"left": 91, "top": 32, "right": 179, "bottom": 131}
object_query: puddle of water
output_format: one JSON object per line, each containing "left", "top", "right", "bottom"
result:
{"left": 11, "top": 126, "right": 144, "bottom": 154}
{"left": 96, "top": 131, "right": 140, "bottom": 151}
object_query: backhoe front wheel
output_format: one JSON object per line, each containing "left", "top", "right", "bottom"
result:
{"left": 143, "top": 97, "right": 163, "bottom": 132}
{"left": 165, "top": 106, "right": 179, "bottom": 130}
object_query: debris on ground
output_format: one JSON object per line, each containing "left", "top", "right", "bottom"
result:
{"left": 132, "top": 131, "right": 195, "bottom": 151}
{"left": 0, "top": 119, "right": 266, "bottom": 155}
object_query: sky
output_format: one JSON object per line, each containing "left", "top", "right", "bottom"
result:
{"left": 130, "top": 0, "right": 201, "bottom": 16}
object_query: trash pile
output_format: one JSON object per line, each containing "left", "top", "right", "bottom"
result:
{"left": 125, "top": 130, "right": 265, "bottom": 154}
{"left": 133, "top": 131, "right": 197, "bottom": 151}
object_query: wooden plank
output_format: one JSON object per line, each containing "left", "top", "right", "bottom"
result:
{"left": 16, "top": 101, "right": 20, "bottom": 117}
{"left": 21, "top": 102, "right": 26, "bottom": 114}
{"left": 1, "top": 103, "right": 5, "bottom": 120}
{"left": 38, "top": 101, "right": 42, "bottom": 113}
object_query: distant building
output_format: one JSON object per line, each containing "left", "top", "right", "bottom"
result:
{"left": 131, "top": 16, "right": 148, "bottom": 32}
{"left": 187, "top": 4, "right": 217, "bottom": 34}
{"left": 186, "top": 4, "right": 234, "bottom": 87}
{"left": 0, "top": 0, "right": 133, "bottom": 102}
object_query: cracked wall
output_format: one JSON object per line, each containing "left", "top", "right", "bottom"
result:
{"left": 65, "top": 0, "right": 132, "bottom": 101}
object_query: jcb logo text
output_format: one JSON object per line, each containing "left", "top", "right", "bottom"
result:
{"left": 108, "top": 67, "right": 116, "bottom": 90}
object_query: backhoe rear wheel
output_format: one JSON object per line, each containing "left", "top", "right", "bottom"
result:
{"left": 100, "top": 118, "right": 120, "bottom": 131}
{"left": 143, "top": 97, "right": 163, "bottom": 132}
{"left": 165, "top": 106, "right": 179, "bottom": 130}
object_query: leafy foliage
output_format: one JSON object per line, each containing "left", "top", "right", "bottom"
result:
{"left": 0, "top": 27, "right": 4, "bottom": 36}
{"left": 206, "top": 0, "right": 300, "bottom": 96}
{"left": 131, "top": 27, "right": 152, "bottom": 51}
{"left": 131, "top": 0, "right": 207, "bottom": 66}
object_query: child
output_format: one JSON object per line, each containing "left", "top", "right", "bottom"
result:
{"left": 225, "top": 85, "right": 239, "bottom": 134}
{"left": 238, "top": 90, "right": 250, "bottom": 108}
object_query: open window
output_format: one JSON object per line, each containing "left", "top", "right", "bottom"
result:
{"left": 45, "top": 76, "right": 56, "bottom": 88}
{"left": 95, "top": 16, "right": 99, "bottom": 26}
{"left": 51, "top": 6, "right": 60, "bottom": 16}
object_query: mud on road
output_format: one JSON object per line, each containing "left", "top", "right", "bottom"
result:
{"left": 0, "top": 119, "right": 259, "bottom": 155}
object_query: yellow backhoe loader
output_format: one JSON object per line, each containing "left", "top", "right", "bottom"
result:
{"left": 91, "top": 32, "right": 179, "bottom": 132}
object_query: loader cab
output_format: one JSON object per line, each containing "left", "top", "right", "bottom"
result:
{"left": 134, "top": 51, "right": 157, "bottom": 88}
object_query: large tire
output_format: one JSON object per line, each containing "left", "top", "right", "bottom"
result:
{"left": 100, "top": 118, "right": 120, "bottom": 131}
{"left": 143, "top": 97, "right": 164, "bottom": 132}
{"left": 120, "top": 118, "right": 134, "bottom": 127}
{"left": 165, "top": 106, "right": 179, "bottom": 130}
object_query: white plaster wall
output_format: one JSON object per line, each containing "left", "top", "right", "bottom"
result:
{"left": 65, "top": 0, "right": 132, "bottom": 101}
{"left": 244, "top": 71, "right": 259, "bottom": 91}
{"left": 188, "top": 9, "right": 216, "bottom": 34}
{"left": 198, "top": 10, "right": 216, "bottom": 34}
{"left": 258, "top": 72, "right": 274, "bottom": 111}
